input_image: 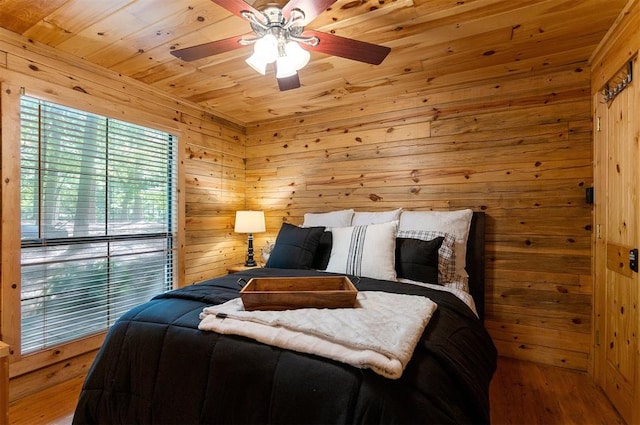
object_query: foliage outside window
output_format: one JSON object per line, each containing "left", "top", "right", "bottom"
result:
{"left": 19, "top": 96, "right": 177, "bottom": 354}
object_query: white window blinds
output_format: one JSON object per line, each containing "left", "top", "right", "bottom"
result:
{"left": 19, "top": 96, "right": 177, "bottom": 354}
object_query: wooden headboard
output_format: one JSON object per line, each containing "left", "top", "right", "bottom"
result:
{"left": 466, "top": 212, "right": 486, "bottom": 321}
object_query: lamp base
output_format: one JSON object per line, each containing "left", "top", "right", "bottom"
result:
{"left": 245, "top": 233, "right": 257, "bottom": 267}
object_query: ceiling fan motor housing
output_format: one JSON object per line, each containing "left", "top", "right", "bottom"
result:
{"left": 249, "top": 6, "right": 306, "bottom": 41}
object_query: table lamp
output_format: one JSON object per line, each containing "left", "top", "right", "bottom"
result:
{"left": 234, "top": 210, "right": 266, "bottom": 266}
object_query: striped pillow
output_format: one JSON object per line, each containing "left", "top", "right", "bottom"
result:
{"left": 325, "top": 221, "right": 398, "bottom": 281}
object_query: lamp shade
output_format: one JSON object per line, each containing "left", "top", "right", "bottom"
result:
{"left": 276, "top": 41, "right": 310, "bottom": 78}
{"left": 234, "top": 211, "right": 266, "bottom": 233}
{"left": 246, "top": 53, "right": 268, "bottom": 75}
{"left": 285, "top": 41, "right": 310, "bottom": 70}
{"left": 245, "top": 34, "right": 278, "bottom": 75}
{"left": 276, "top": 55, "right": 298, "bottom": 78}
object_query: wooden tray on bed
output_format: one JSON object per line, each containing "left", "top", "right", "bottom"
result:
{"left": 239, "top": 276, "right": 358, "bottom": 311}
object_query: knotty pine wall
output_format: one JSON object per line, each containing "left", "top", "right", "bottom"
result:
{"left": 0, "top": 22, "right": 595, "bottom": 402}
{"left": 244, "top": 63, "right": 594, "bottom": 371}
{"left": 0, "top": 28, "right": 247, "bottom": 399}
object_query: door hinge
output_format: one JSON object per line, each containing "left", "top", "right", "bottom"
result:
{"left": 596, "top": 116, "right": 601, "bottom": 132}
{"left": 596, "top": 224, "right": 601, "bottom": 239}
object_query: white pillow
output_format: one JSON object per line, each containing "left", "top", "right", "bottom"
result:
{"left": 399, "top": 209, "right": 473, "bottom": 278}
{"left": 352, "top": 208, "right": 402, "bottom": 226}
{"left": 325, "top": 221, "right": 398, "bottom": 281}
{"left": 302, "top": 209, "right": 354, "bottom": 228}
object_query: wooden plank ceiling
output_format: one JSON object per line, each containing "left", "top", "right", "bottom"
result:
{"left": 0, "top": 0, "right": 628, "bottom": 126}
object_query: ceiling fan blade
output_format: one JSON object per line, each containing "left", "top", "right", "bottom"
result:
{"left": 277, "top": 73, "right": 301, "bottom": 91}
{"left": 282, "top": 0, "right": 338, "bottom": 26}
{"left": 210, "top": 0, "right": 261, "bottom": 19}
{"left": 303, "top": 30, "right": 390, "bottom": 65}
{"left": 171, "top": 35, "right": 246, "bottom": 61}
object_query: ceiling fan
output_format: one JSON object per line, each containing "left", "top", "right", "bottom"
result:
{"left": 170, "top": 0, "right": 391, "bottom": 91}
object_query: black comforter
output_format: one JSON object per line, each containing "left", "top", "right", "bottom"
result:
{"left": 73, "top": 268, "right": 497, "bottom": 424}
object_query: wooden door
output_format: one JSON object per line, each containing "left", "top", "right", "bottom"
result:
{"left": 593, "top": 56, "right": 640, "bottom": 425}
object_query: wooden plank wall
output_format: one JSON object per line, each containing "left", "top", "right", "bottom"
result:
{"left": 181, "top": 111, "right": 248, "bottom": 284}
{"left": 0, "top": 28, "right": 246, "bottom": 399}
{"left": 245, "top": 63, "right": 594, "bottom": 371}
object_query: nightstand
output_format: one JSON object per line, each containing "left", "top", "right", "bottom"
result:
{"left": 227, "top": 264, "right": 262, "bottom": 274}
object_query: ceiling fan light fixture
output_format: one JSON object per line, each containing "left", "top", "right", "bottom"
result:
{"left": 245, "top": 33, "right": 278, "bottom": 74}
{"left": 245, "top": 52, "right": 268, "bottom": 75}
{"left": 275, "top": 54, "right": 297, "bottom": 78}
{"left": 284, "top": 40, "right": 310, "bottom": 70}
{"left": 256, "top": 33, "right": 279, "bottom": 61}
{"left": 275, "top": 41, "right": 309, "bottom": 78}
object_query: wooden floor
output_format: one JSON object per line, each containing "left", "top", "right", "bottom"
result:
{"left": 8, "top": 375, "right": 84, "bottom": 425}
{"left": 490, "top": 357, "right": 624, "bottom": 424}
{"left": 8, "top": 357, "right": 624, "bottom": 424}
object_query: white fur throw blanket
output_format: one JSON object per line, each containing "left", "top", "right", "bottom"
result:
{"left": 199, "top": 291, "right": 437, "bottom": 379}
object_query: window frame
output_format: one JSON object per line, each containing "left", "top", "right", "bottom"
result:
{"left": 20, "top": 96, "right": 178, "bottom": 354}
{"left": 1, "top": 82, "right": 185, "bottom": 373}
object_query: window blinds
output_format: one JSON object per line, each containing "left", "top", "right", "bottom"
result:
{"left": 19, "top": 96, "right": 177, "bottom": 354}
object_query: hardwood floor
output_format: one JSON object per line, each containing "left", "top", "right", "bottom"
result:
{"left": 490, "top": 357, "right": 624, "bottom": 424}
{"left": 8, "top": 357, "right": 624, "bottom": 424}
{"left": 8, "top": 375, "right": 82, "bottom": 425}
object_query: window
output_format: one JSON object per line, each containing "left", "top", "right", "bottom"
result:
{"left": 19, "top": 96, "right": 177, "bottom": 354}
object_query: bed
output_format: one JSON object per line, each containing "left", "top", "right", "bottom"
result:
{"left": 73, "top": 210, "right": 496, "bottom": 424}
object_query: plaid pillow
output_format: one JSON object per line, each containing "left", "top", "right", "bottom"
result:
{"left": 443, "top": 278, "right": 469, "bottom": 294}
{"left": 397, "top": 230, "right": 456, "bottom": 284}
